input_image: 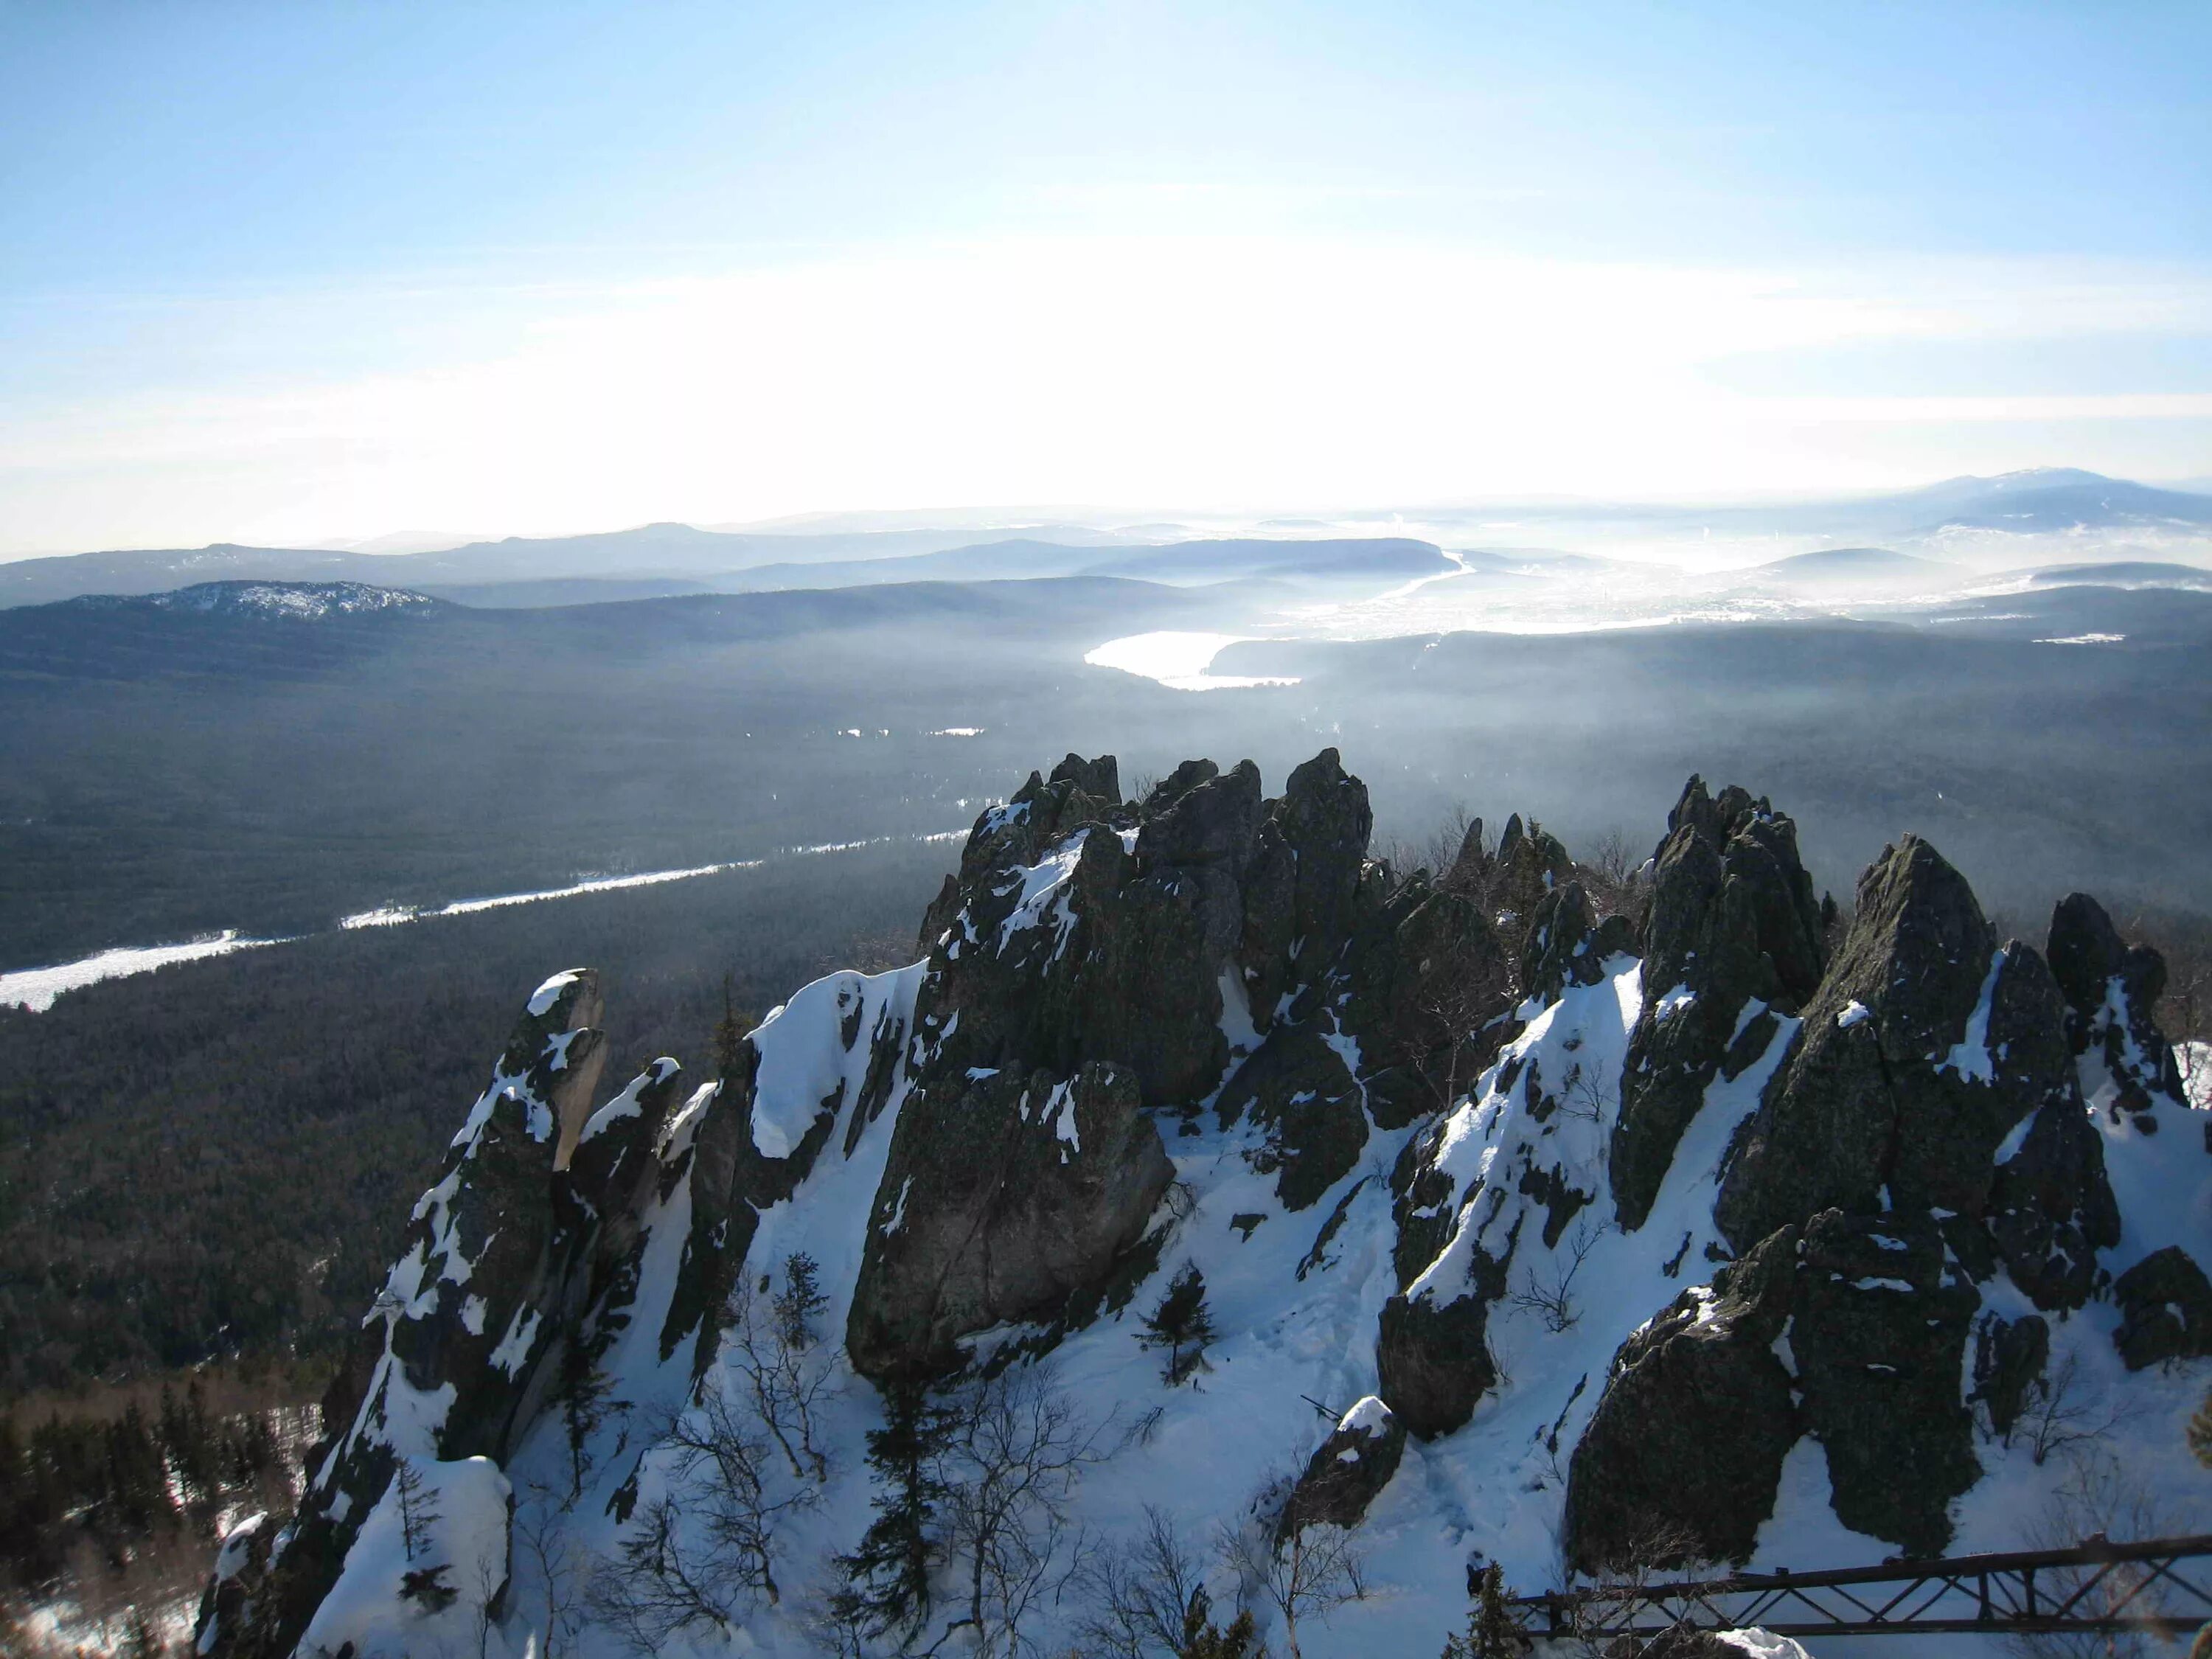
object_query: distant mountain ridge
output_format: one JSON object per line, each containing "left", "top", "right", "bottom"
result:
{"left": 10, "top": 470, "right": 2208, "bottom": 610}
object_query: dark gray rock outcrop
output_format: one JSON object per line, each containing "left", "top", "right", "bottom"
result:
{"left": 2050, "top": 892, "right": 2188, "bottom": 1120}
{"left": 1340, "top": 873, "right": 1511, "bottom": 1128}
{"left": 202, "top": 972, "right": 699, "bottom": 1658}
{"left": 846, "top": 1061, "right": 1172, "bottom": 1378}
{"left": 1520, "top": 881, "right": 1636, "bottom": 1006}
{"left": 1613, "top": 778, "right": 1827, "bottom": 1232}
{"left": 1791, "top": 1208, "right": 1980, "bottom": 1558}
{"left": 1714, "top": 836, "right": 2075, "bottom": 1253}
{"left": 1563, "top": 1226, "right": 1801, "bottom": 1573}
{"left": 1237, "top": 748, "right": 1374, "bottom": 1029}
{"left": 1376, "top": 1287, "right": 1499, "bottom": 1441}
{"left": 1217, "top": 1023, "right": 1368, "bottom": 1211}
{"left": 1279, "top": 1397, "right": 1406, "bottom": 1535}
{"left": 1970, "top": 1312, "right": 2051, "bottom": 1439}
{"left": 2112, "top": 1245, "right": 2212, "bottom": 1370}
{"left": 1983, "top": 1091, "right": 2120, "bottom": 1311}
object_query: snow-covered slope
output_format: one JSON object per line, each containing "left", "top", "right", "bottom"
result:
{"left": 195, "top": 756, "right": 2212, "bottom": 1659}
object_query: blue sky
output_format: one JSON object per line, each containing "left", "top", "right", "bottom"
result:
{"left": 2, "top": 1, "right": 2208, "bottom": 552}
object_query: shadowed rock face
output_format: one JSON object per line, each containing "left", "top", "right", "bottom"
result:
{"left": 1714, "top": 835, "right": 2074, "bottom": 1253}
{"left": 206, "top": 972, "right": 701, "bottom": 1658}
{"left": 1564, "top": 1226, "right": 1801, "bottom": 1573}
{"left": 1376, "top": 1287, "right": 1499, "bottom": 1440}
{"left": 1569, "top": 1208, "right": 1983, "bottom": 1568}
{"left": 846, "top": 1061, "right": 1171, "bottom": 1378}
{"left": 1791, "top": 1208, "right": 1980, "bottom": 1558}
{"left": 1614, "top": 777, "right": 1827, "bottom": 1233}
{"left": 1280, "top": 1397, "right": 1406, "bottom": 1536}
{"left": 1217, "top": 1022, "right": 1368, "bottom": 1212}
{"left": 1520, "top": 880, "right": 1636, "bottom": 1006}
{"left": 2112, "top": 1245, "right": 2212, "bottom": 1370}
{"left": 2050, "top": 891, "right": 2188, "bottom": 1120}
{"left": 850, "top": 747, "right": 1506, "bottom": 1379}
{"left": 1971, "top": 1312, "right": 2051, "bottom": 1439}
{"left": 1983, "top": 1088, "right": 2120, "bottom": 1311}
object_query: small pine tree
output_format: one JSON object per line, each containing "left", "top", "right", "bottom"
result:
{"left": 712, "top": 977, "right": 756, "bottom": 1077}
{"left": 2191, "top": 1386, "right": 2212, "bottom": 1469}
{"left": 560, "top": 1341, "right": 613, "bottom": 1500}
{"left": 394, "top": 1459, "right": 441, "bottom": 1563}
{"left": 1180, "top": 1585, "right": 1265, "bottom": 1658}
{"left": 773, "top": 1253, "right": 827, "bottom": 1354}
{"left": 832, "top": 1380, "right": 957, "bottom": 1637}
{"left": 1139, "top": 1264, "right": 1217, "bottom": 1386}
{"left": 1441, "top": 1562, "right": 1528, "bottom": 1658}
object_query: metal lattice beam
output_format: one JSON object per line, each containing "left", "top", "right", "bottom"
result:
{"left": 1511, "top": 1534, "right": 2212, "bottom": 1641}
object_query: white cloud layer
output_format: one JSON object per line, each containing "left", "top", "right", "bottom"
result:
{"left": 5, "top": 238, "right": 2210, "bottom": 554}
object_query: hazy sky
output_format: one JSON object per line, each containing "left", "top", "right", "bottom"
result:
{"left": 3, "top": 1, "right": 2208, "bottom": 554}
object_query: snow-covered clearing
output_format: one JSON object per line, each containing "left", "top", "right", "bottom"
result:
{"left": 0, "top": 931, "right": 282, "bottom": 1012}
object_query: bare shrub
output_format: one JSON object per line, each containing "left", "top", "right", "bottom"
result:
{"left": 937, "top": 1366, "right": 1121, "bottom": 1658}
{"left": 730, "top": 1252, "right": 839, "bottom": 1482}
{"left": 1509, "top": 1220, "right": 1603, "bottom": 1335}
{"left": 2013, "top": 1354, "right": 2138, "bottom": 1467}
{"left": 513, "top": 1484, "right": 594, "bottom": 1659}
{"left": 595, "top": 1382, "right": 821, "bottom": 1646}
{"left": 1219, "top": 1470, "right": 1367, "bottom": 1659}
{"left": 1073, "top": 1504, "right": 1215, "bottom": 1658}
{"left": 2005, "top": 1447, "right": 2197, "bottom": 1659}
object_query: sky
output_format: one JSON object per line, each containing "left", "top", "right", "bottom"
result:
{"left": 1, "top": 0, "right": 2208, "bottom": 556}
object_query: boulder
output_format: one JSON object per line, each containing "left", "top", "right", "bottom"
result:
{"left": 1790, "top": 1208, "right": 1980, "bottom": 1557}
{"left": 1279, "top": 1396, "right": 1406, "bottom": 1535}
{"left": 1714, "top": 837, "right": 2071, "bottom": 1253}
{"left": 1613, "top": 779, "right": 1826, "bottom": 1231}
{"left": 2112, "top": 1245, "right": 2212, "bottom": 1370}
{"left": 846, "top": 1060, "right": 1173, "bottom": 1378}
{"left": 1563, "top": 1227, "right": 1801, "bottom": 1573}
{"left": 1376, "top": 1289, "right": 1498, "bottom": 1441}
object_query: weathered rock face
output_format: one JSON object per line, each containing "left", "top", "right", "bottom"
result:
{"left": 1238, "top": 748, "right": 1374, "bottom": 1028}
{"left": 850, "top": 748, "right": 1486, "bottom": 1378}
{"left": 1613, "top": 778, "right": 1828, "bottom": 1232}
{"left": 1983, "top": 1090, "right": 2121, "bottom": 1311}
{"left": 1564, "top": 1227, "right": 1801, "bottom": 1573}
{"left": 1520, "top": 880, "right": 1636, "bottom": 1006}
{"left": 846, "top": 1060, "right": 1170, "bottom": 1377}
{"left": 2112, "top": 1245, "right": 2212, "bottom": 1370}
{"left": 1970, "top": 1312, "right": 2051, "bottom": 1439}
{"left": 2051, "top": 891, "right": 2188, "bottom": 1121}
{"left": 1217, "top": 1022, "right": 1368, "bottom": 1212}
{"left": 1376, "top": 1288, "right": 1499, "bottom": 1441}
{"left": 1791, "top": 1208, "right": 1980, "bottom": 1558}
{"left": 1714, "top": 836, "right": 2073, "bottom": 1253}
{"left": 1280, "top": 1396, "right": 1406, "bottom": 1535}
{"left": 202, "top": 972, "right": 695, "bottom": 1657}
{"left": 1570, "top": 1206, "right": 1986, "bottom": 1571}
{"left": 1340, "top": 873, "right": 1511, "bottom": 1128}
